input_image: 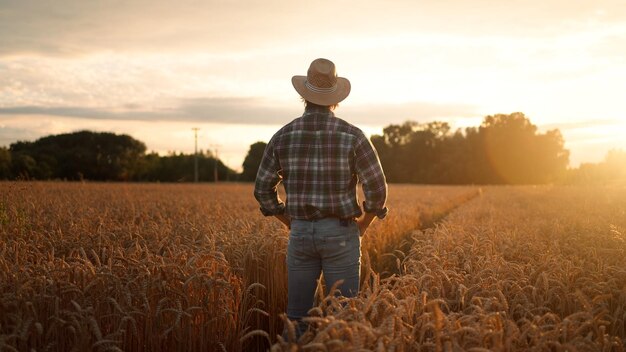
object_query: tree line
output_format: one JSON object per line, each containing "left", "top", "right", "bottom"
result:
{"left": 564, "top": 149, "right": 626, "bottom": 185}
{"left": 240, "top": 112, "right": 624, "bottom": 185}
{"left": 0, "top": 131, "right": 236, "bottom": 182}
{"left": 1, "top": 113, "right": 623, "bottom": 184}
{"left": 371, "top": 112, "right": 570, "bottom": 184}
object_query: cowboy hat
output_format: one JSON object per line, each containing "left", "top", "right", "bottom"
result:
{"left": 292, "top": 58, "right": 351, "bottom": 106}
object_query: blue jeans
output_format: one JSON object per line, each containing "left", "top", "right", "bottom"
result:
{"left": 286, "top": 218, "right": 361, "bottom": 324}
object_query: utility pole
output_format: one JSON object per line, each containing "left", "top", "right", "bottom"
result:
{"left": 192, "top": 128, "right": 200, "bottom": 183}
{"left": 209, "top": 144, "right": 221, "bottom": 183}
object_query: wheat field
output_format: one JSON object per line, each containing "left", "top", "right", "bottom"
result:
{"left": 1, "top": 182, "right": 625, "bottom": 351}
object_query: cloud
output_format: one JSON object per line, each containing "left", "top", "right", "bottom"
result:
{"left": 2, "top": 0, "right": 625, "bottom": 57}
{"left": 0, "top": 1, "right": 353, "bottom": 57}
{"left": 0, "top": 97, "right": 479, "bottom": 127}
{"left": 539, "top": 119, "right": 622, "bottom": 131}
{"left": 0, "top": 98, "right": 298, "bottom": 124}
{"left": 341, "top": 102, "right": 480, "bottom": 126}
{"left": 174, "top": 97, "right": 300, "bottom": 124}
{"left": 0, "top": 1, "right": 266, "bottom": 56}
{"left": 0, "top": 106, "right": 137, "bottom": 120}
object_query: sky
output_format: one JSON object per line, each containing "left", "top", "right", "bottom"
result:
{"left": 1, "top": 0, "right": 625, "bottom": 171}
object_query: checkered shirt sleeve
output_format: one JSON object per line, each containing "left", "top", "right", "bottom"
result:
{"left": 253, "top": 136, "right": 286, "bottom": 216}
{"left": 354, "top": 131, "right": 388, "bottom": 218}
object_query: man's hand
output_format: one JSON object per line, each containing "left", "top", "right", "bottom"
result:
{"left": 275, "top": 214, "right": 291, "bottom": 229}
{"left": 356, "top": 212, "right": 376, "bottom": 236}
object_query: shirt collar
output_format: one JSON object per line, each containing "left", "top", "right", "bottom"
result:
{"left": 302, "top": 106, "right": 334, "bottom": 118}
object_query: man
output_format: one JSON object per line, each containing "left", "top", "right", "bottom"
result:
{"left": 254, "top": 58, "right": 388, "bottom": 337}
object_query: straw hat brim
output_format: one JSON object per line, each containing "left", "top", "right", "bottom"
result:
{"left": 292, "top": 75, "right": 351, "bottom": 106}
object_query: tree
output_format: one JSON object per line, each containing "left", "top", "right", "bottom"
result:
{"left": 604, "top": 149, "right": 626, "bottom": 178}
{"left": 477, "top": 112, "right": 569, "bottom": 184}
{"left": 371, "top": 113, "right": 569, "bottom": 184}
{"left": 135, "top": 151, "right": 236, "bottom": 182}
{"left": 371, "top": 121, "right": 453, "bottom": 183}
{"left": 566, "top": 149, "right": 626, "bottom": 184}
{"left": 0, "top": 147, "right": 11, "bottom": 179}
{"left": 11, "top": 154, "right": 36, "bottom": 179}
{"left": 4, "top": 130, "right": 238, "bottom": 182}
{"left": 9, "top": 131, "right": 147, "bottom": 180}
{"left": 241, "top": 142, "right": 267, "bottom": 182}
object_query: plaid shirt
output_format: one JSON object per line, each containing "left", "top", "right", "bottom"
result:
{"left": 254, "top": 106, "right": 388, "bottom": 220}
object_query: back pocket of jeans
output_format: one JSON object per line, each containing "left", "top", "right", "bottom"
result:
{"left": 324, "top": 233, "right": 349, "bottom": 247}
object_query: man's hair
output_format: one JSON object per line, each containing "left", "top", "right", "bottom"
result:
{"left": 301, "top": 97, "right": 338, "bottom": 111}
